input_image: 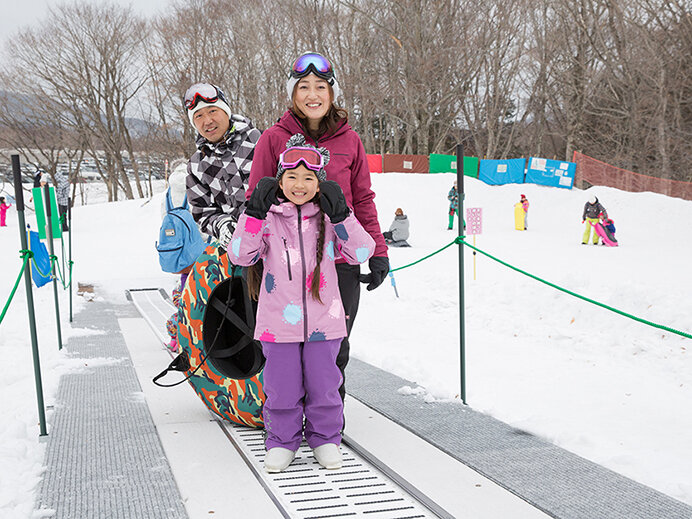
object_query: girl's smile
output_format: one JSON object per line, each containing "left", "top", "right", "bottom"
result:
{"left": 279, "top": 164, "right": 319, "bottom": 206}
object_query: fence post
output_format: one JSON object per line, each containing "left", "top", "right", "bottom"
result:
{"left": 456, "top": 144, "right": 467, "bottom": 404}
{"left": 43, "top": 184, "right": 63, "bottom": 350}
{"left": 12, "top": 154, "right": 48, "bottom": 437}
{"left": 68, "top": 196, "right": 73, "bottom": 323}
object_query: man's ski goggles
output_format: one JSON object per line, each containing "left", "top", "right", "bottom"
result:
{"left": 290, "top": 53, "right": 334, "bottom": 81}
{"left": 183, "top": 83, "right": 228, "bottom": 110}
{"left": 279, "top": 147, "right": 324, "bottom": 173}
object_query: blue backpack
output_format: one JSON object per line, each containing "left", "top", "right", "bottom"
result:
{"left": 156, "top": 190, "right": 207, "bottom": 273}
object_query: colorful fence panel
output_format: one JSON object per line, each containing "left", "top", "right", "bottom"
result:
{"left": 32, "top": 187, "right": 61, "bottom": 239}
{"left": 367, "top": 154, "right": 383, "bottom": 173}
{"left": 525, "top": 157, "right": 575, "bottom": 189}
{"left": 478, "top": 158, "right": 526, "bottom": 185}
{"left": 383, "top": 154, "right": 429, "bottom": 174}
{"left": 429, "top": 154, "right": 479, "bottom": 177}
{"left": 574, "top": 152, "right": 692, "bottom": 201}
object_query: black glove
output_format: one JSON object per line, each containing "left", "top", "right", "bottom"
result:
{"left": 359, "top": 256, "right": 390, "bottom": 291}
{"left": 245, "top": 177, "right": 279, "bottom": 220}
{"left": 318, "top": 180, "right": 350, "bottom": 223}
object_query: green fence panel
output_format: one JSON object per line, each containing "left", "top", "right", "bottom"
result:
{"left": 33, "top": 187, "right": 61, "bottom": 240}
{"left": 429, "top": 154, "right": 479, "bottom": 177}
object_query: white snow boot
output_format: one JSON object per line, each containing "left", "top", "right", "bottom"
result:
{"left": 313, "top": 443, "right": 342, "bottom": 469}
{"left": 265, "top": 447, "right": 296, "bottom": 473}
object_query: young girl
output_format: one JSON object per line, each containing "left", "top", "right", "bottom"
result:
{"left": 0, "top": 196, "right": 11, "bottom": 227}
{"left": 229, "top": 135, "right": 375, "bottom": 473}
{"left": 520, "top": 194, "right": 529, "bottom": 230}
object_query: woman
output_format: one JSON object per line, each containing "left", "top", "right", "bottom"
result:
{"left": 247, "top": 52, "right": 389, "bottom": 401}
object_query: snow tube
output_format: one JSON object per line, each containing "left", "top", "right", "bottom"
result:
{"left": 593, "top": 222, "right": 618, "bottom": 247}
{"left": 177, "top": 242, "right": 265, "bottom": 427}
{"left": 514, "top": 203, "right": 525, "bottom": 230}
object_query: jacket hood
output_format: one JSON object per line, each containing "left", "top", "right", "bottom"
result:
{"left": 274, "top": 110, "right": 351, "bottom": 144}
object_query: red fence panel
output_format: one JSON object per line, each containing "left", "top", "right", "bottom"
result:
{"left": 574, "top": 152, "right": 692, "bottom": 201}
{"left": 382, "top": 154, "right": 429, "bottom": 174}
{"left": 367, "top": 154, "right": 383, "bottom": 173}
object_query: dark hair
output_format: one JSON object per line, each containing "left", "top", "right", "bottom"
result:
{"left": 246, "top": 198, "right": 327, "bottom": 304}
{"left": 289, "top": 83, "right": 348, "bottom": 141}
{"left": 0, "top": 197, "right": 5, "bottom": 203}
{"left": 247, "top": 263, "right": 262, "bottom": 302}
{"left": 309, "top": 205, "right": 327, "bottom": 303}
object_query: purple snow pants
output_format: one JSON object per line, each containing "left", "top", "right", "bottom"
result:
{"left": 261, "top": 339, "right": 343, "bottom": 451}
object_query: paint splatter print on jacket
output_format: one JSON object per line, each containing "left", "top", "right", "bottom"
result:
{"left": 229, "top": 201, "right": 375, "bottom": 343}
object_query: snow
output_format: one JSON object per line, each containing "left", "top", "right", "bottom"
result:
{"left": 0, "top": 173, "right": 691, "bottom": 516}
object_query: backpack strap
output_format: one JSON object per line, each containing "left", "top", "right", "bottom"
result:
{"left": 166, "top": 189, "right": 189, "bottom": 212}
{"left": 165, "top": 188, "right": 174, "bottom": 212}
{"left": 206, "top": 294, "right": 256, "bottom": 358}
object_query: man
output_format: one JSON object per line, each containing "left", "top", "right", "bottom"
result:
{"left": 30, "top": 168, "right": 49, "bottom": 204}
{"left": 55, "top": 171, "right": 70, "bottom": 232}
{"left": 184, "top": 83, "right": 261, "bottom": 248}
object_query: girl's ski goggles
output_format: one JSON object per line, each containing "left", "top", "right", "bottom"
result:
{"left": 183, "top": 83, "right": 228, "bottom": 110}
{"left": 290, "top": 53, "right": 334, "bottom": 81}
{"left": 279, "top": 147, "right": 324, "bottom": 173}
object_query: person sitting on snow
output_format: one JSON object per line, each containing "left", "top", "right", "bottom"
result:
{"left": 599, "top": 212, "right": 616, "bottom": 245}
{"left": 383, "top": 208, "right": 410, "bottom": 246}
{"left": 582, "top": 195, "right": 607, "bottom": 245}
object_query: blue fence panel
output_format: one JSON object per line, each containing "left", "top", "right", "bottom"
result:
{"left": 29, "top": 230, "right": 51, "bottom": 288}
{"left": 478, "top": 158, "right": 526, "bottom": 185}
{"left": 525, "top": 157, "right": 576, "bottom": 189}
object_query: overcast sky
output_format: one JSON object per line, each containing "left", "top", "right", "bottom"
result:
{"left": 0, "top": 0, "right": 169, "bottom": 44}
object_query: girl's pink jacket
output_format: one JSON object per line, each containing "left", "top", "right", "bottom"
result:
{"left": 228, "top": 201, "right": 375, "bottom": 343}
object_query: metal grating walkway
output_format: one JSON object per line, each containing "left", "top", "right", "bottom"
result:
{"left": 128, "top": 287, "right": 453, "bottom": 519}
{"left": 217, "top": 422, "right": 445, "bottom": 519}
{"left": 34, "top": 297, "right": 188, "bottom": 519}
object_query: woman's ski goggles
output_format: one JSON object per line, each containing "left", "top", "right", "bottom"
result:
{"left": 290, "top": 53, "right": 334, "bottom": 81}
{"left": 183, "top": 83, "right": 228, "bottom": 110}
{"left": 279, "top": 146, "right": 324, "bottom": 173}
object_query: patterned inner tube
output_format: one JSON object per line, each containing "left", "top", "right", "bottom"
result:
{"left": 178, "top": 243, "right": 265, "bottom": 427}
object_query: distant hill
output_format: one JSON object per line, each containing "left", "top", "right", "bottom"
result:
{"left": 0, "top": 90, "right": 173, "bottom": 138}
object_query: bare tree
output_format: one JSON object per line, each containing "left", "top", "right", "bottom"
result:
{"left": 1, "top": 1, "right": 149, "bottom": 201}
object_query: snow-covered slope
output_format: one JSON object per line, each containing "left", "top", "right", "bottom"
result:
{"left": 0, "top": 174, "right": 690, "bottom": 516}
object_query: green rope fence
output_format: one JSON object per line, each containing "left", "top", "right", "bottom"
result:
{"left": 0, "top": 250, "right": 33, "bottom": 325}
{"left": 0, "top": 243, "right": 74, "bottom": 326}
{"left": 390, "top": 237, "right": 692, "bottom": 340}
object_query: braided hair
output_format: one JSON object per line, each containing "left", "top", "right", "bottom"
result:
{"left": 309, "top": 202, "right": 327, "bottom": 304}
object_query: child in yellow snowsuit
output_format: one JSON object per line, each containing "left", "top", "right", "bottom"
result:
{"left": 582, "top": 195, "right": 607, "bottom": 244}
